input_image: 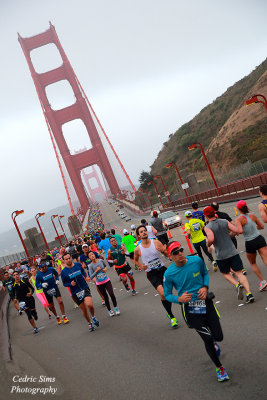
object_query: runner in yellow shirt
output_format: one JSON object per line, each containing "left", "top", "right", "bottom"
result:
{"left": 184, "top": 211, "right": 218, "bottom": 271}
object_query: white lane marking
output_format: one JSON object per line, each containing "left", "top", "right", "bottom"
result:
{"left": 238, "top": 304, "right": 244, "bottom": 307}
{"left": 144, "top": 292, "right": 149, "bottom": 295}
{"left": 215, "top": 301, "right": 220, "bottom": 304}
{"left": 155, "top": 294, "right": 159, "bottom": 297}
{"left": 120, "top": 289, "right": 123, "bottom": 291}
{"left": 113, "top": 288, "right": 117, "bottom": 290}
{"left": 265, "top": 307, "right": 267, "bottom": 311}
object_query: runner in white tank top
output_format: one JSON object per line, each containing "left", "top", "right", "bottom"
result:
{"left": 134, "top": 225, "right": 178, "bottom": 328}
{"left": 139, "top": 239, "right": 164, "bottom": 272}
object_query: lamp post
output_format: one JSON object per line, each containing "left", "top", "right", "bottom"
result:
{"left": 58, "top": 215, "right": 67, "bottom": 243}
{"left": 51, "top": 214, "right": 62, "bottom": 246}
{"left": 35, "top": 213, "right": 49, "bottom": 250}
{"left": 137, "top": 190, "right": 147, "bottom": 209}
{"left": 154, "top": 175, "right": 172, "bottom": 206}
{"left": 245, "top": 94, "right": 267, "bottom": 111}
{"left": 11, "top": 210, "right": 30, "bottom": 257}
{"left": 147, "top": 180, "right": 164, "bottom": 207}
{"left": 188, "top": 142, "right": 220, "bottom": 195}
{"left": 165, "top": 162, "right": 190, "bottom": 202}
{"left": 139, "top": 188, "right": 153, "bottom": 210}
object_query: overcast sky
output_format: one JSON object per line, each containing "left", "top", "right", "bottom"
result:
{"left": 1, "top": 0, "right": 267, "bottom": 235}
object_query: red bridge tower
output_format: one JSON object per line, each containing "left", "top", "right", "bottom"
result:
{"left": 18, "top": 23, "right": 122, "bottom": 215}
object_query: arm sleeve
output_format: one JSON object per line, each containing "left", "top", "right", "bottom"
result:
{"left": 61, "top": 270, "right": 71, "bottom": 288}
{"left": 35, "top": 273, "right": 42, "bottom": 290}
{"left": 199, "top": 258, "right": 209, "bottom": 288}
{"left": 163, "top": 274, "right": 179, "bottom": 304}
{"left": 52, "top": 268, "right": 59, "bottom": 281}
{"left": 26, "top": 280, "right": 35, "bottom": 294}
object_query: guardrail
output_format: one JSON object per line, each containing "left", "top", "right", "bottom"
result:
{"left": 160, "top": 172, "right": 267, "bottom": 211}
{"left": 0, "top": 290, "right": 11, "bottom": 361}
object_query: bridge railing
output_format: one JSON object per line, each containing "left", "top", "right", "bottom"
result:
{"left": 159, "top": 172, "right": 267, "bottom": 211}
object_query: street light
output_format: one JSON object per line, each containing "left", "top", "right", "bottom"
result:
{"left": 147, "top": 180, "right": 164, "bottom": 207}
{"left": 188, "top": 142, "right": 220, "bottom": 195}
{"left": 137, "top": 189, "right": 147, "bottom": 209}
{"left": 139, "top": 188, "right": 153, "bottom": 210}
{"left": 11, "top": 210, "right": 30, "bottom": 257}
{"left": 165, "top": 162, "right": 190, "bottom": 202}
{"left": 35, "top": 213, "right": 49, "bottom": 250}
{"left": 245, "top": 94, "right": 267, "bottom": 111}
{"left": 51, "top": 214, "right": 62, "bottom": 246}
{"left": 58, "top": 215, "right": 67, "bottom": 243}
{"left": 154, "top": 175, "right": 172, "bottom": 207}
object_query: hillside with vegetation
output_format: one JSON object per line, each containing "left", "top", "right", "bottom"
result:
{"left": 139, "top": 58, "right": 267, "bottom": 199}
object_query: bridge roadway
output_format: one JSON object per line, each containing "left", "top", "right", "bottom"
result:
{"left": 2, "top": 198, "right": 267, "bottom": 400}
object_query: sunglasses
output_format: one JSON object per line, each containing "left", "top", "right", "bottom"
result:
{"left": 171, "top": 248, "right": 184, "bottom": 255}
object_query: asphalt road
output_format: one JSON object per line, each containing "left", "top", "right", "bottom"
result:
{"left": 2, "top": 198, "right": 267, "bottom": 400}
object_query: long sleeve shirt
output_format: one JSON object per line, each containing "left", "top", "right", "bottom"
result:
{"left": 36, "top": 267, "right": 59, "bottom": 292}
{"left": 163, "top": 256, "right": 209, "bottom": 304}
{"left": 61, "top": 262, "right": 88, "bottom": 295}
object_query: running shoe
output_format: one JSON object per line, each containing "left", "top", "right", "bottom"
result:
{"left": 125, "top": 284, "right": 131, "bottom": 292}
{"left": 48, "top": 314, "right": 52, "bottom": 319}
{"left": 245, "top": 293, "right": 255, "bottom": 303}
{"left": 33, "top": 327, "right": 39, "bottom": 334}
{"left": 91, "top": 316, "right": 100, "bottom": 327}
{"left": 216, "top": 366, "right": 230, "bottom": 382}
{"left": 212, "top": 261, "right": 218, "bottom": 272}
{"left": 108, "top": 310, "right": 115, "bottom": 317}
{"left": 73, "top": 303, "right": 79, "bottom": 309}
{"left": 170, "top": 317, "right": 178, "bottom": 329}
{"left": 62, "top": 316, "right": 69, "bottom": 324}
{"left": 56, "top": 316, "right": 62, "bottom": 325}
{"left": 214, "top": 342, "right": 221, "bottom": 357}
{"left": 132, "top": 289, "right": 137, "bottom": 296}
{"left": 259, "top": 280, "right": 267, "bottom": 292}
{"left": 114, "top": 307, "right": 120, "bottom": 315}
{"left": 88, "top": 323, "right": 95, "bottom": 332}
{"left": 242, "top": 268, "right": 247, "bottom": 275}
{"left": 236, "top": 283, "right": 244, "bottom": 300}
{"left": 101, "top": 299, "right": 106, "bottom": 307}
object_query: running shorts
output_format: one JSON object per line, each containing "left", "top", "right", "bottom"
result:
{"left": 156, "top": 233, "right": 169, "bottom": 246}
{"left": 146, "top": 266, "right": 167, "bottom": 289}
{"left": 44, "top": 287, "right": 62, "bottom": 304}
{"left": 245, "top": 235, "right": 266, "bottom": 254}
{"left": 115, "top": 263, "right": 132, "bottom": 276}
{"left": 72, "top": 287, "right": 92, "bottom": 306}
{"left": 128, "top": 252, "right": 134, "bottom": 260}
{"left": 24, "top": 296, "right": 36, "bottom": 320}
{"left": 216, "top": 254, "right": 243, "bottom": 274}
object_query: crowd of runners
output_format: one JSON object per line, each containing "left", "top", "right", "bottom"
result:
{"left": 1, "top": 184, "right": 267, "bottom": 383}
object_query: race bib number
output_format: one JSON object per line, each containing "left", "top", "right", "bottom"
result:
{"left": 97, "top": 272, "right": 107, "bottom": 282}
{"left": 76, "top": 290, "right": 85, "bottom": 301}
{"left": 47, "top": 288, "right": 56, "bottom": 296}
{"left": 147, "top": 258, "right": 162, "bottom": 270}
{"left": 192, "top": 222, "right": 201, "bottom": 232}
{"left": 188, "top": 300, "right": 206, "bottom": 314}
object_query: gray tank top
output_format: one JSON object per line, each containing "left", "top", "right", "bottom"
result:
{"left": 206, "top": 219, "right": 238, "bottom": 260}
{"left": 242, "top": 214, "right": 259, "bottom": 241}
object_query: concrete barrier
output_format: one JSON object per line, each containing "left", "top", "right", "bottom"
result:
{"left": 0, "top": 290, "right": 11, "bottom": 361}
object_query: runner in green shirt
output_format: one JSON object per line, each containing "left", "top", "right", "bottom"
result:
{"left": 2, "top": 271, "right": 15, "bottom": 301}
{"left": 110, "top": 229, "right": 122, "bottom": 246}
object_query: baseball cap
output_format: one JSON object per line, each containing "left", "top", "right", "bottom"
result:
{"left": 82, "top": 244, "right": 89, "bottom": 248}
{"left": 236, "top": 200, "right": 247, "bottom": 210}
{"left": 184, "top": 210, "right": 192, "bottom": 217}
{"left": 131, "top": 224, "right": 136, "bottom": 230}
{"left": 167, "top": 241, "right": 182, "bottom": 256}
{"left": 123, "top": 229, "right": 129, "bottom": 234}
{"left": 203, "top": 206, "right": 216, "bottom": 217}
{"left": 39, "top": 263, "right": 46, "bottom": 268}
{"left": 152, "top": 210, "right": 158, "bottom": 217}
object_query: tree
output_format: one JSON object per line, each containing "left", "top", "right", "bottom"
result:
{"left": 138, "top": 171, "right": 153, "bottom": 187}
